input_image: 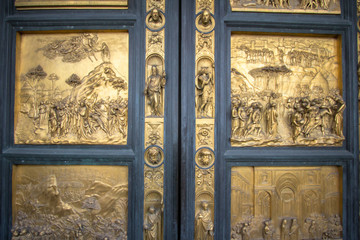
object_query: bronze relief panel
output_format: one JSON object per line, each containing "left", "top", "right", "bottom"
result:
{"left": 12, "top": 165, "right": 129, "bottom": 239}
{"left": 230, "top": 0, "right": 340, "bottom": 14}
{"left": 231, "top": 33, "right": 345, "bottom": 147}
{"left": 231, "top": 166, "right": 343, "bottom": 240}
{"left": 14, "top": 31, "right": 129, "bottom": 145}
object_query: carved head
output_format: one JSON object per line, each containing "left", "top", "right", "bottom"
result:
{"left": 201, "top": 201, "right": 209, "bottom": 210}
{"left": 148, "top": 147, "right": 161, "bottom": 164}
{"left": 198, "top": 149, "right": 212, "bottom": 167}
{"left": 200, "top": 10, "right": 212, "bottom": 27}
{"left": 148, "top": 206, "right": 156, "bottom": 214}
{"left": 150, "top": 9, "right": 161, "bottom": 23}
{"left": 151, "top": 65, "right": 159, "bottom": 75}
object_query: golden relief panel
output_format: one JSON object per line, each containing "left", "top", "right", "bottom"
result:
{"left": 231, "top": 166, "right": 343, "bottom": 240}
{"left": 14, "top": 31, "right": 129, "bottom": 145}
{"left": 231, "top": 33, "right": 345, "bottom": 147}
{"left": 12, "top": 165, "right": 128, "bottom": 239}
{"left": 230, "top": 0, "right": 340, "bottom": 14}
{"left": 15, "top": 0, "right": 127, "bottom": 10}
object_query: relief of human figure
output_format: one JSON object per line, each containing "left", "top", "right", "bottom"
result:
{"left": 196, "top": 66, "right": 214, "bottom": 118}
{"left": 289, "top": 219, "right": 299, "bottom": 240}
{"left": 195, "top": 201, "right": 214, "bottom": 240}
{"left": 244, "top": 102, "right": 263, "bottom": 137}
{"left": 265, "top": 98, "right": 278, "bottom": 137}
{"left": 263, "top": 221, "right": 273, "bottom": 240}
{"left": 144, "top": 205, "right": 163, "bottom": 240}
{"left": 240, "top": 223, "right": 250, "bottom": 240}
{"left": 281, "top": 219, "right": 289, "bottom": 240}
{"left": 144, "top": 65, "right": 166, "bottom": 116}
{"left": 231, "top": 99, "right": 240, "bottom": 137}
{"left": 329, "top": 90, "right": 345, "bottom": 138}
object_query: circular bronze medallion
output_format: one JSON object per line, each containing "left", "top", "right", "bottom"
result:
{"left": 144, "top": 145, "right": 164, "bottom": 167}
{"left": 195, "top": 147, "right": 215, "bottom": 168}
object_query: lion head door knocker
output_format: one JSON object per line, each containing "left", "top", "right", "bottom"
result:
{"left": 146, "top": 8, "right": 165, "bottom": 31}
{"left": 145, "top": 146, "right": 164, "bottom": 167}
{"left": 195, "top": 148, "right": 215, "bottom": 168}
{"left": 196, "top": 9, "right": 215, "bottom": 33}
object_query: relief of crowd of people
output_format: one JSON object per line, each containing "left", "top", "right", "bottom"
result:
{"left": 34, "top": 95, "right": 128, "bottom": 140}
{"left": 231, "top": 86, "right": 345, "bottom": 145}
{"left": 231, "top": 214, "right": 342, "bottom": 240}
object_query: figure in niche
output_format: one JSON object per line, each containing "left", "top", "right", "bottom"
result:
{"left": 263, "top": 221, "right": 273, "bottom": 240}
{"left": 265, "top": 95, "right": 278, "bottom": 138}
{"left": 240, "top": 223, "right": 250, "bottom": 240}
{"left": 196, "top": 66, "right": 214, "bottom": 118}
{"left": 144, "top": 65, "right": 166, "bottom": 116}
{"left": 244, "top": 102, "right": 263, "bottom": 137}
{"left": 144, "top": 205, "right": 163, "bottom": 240}
{"left": 281, "top": 219, "right": 289, "bottom": 240}
{"left": 289, "top": 219, "right": 299, "bottom": 240}
{"left": 198, "top": 9, "right": 212, "bottom": 28}
{"left": 149, "top": 8, "right": 163, "bottom": 24}
{"left": 195, "top": 201, "right": 214, "bottom": 240}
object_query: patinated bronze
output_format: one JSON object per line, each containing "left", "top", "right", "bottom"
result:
{"left": 12, "top": 165, "right": 128, "bottom": 239}
{"left": 231, "top": 166, "right": 343, "bottom": 240}
{"left": 14, "top": 32, "right": 129, "bottom": 145}
{"left": 231, "top": 33, "right": 344, "bottom": 147}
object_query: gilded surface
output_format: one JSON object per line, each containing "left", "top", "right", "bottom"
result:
{"left": 15, "top": 0, "right": 127, "bottom": 10}
{"left": 144, "top": 1, "right": 166, "bottom": 239}
{"left": 12, "top": 165, "right": 128, "bottom": 239}
{"left": 196, "top": 119, "right": 215, "bottom": 150}
{"left": 230, "top": 0, "right": 340, "bottom": 14}
{"left": 231, "top": 166, "right": 343, "bottom": 240}
{"left": 195, "top": 166, "right": 215, "bottom": 239}
{"left": 231, "top": 33, "right": 344, "bottom": 147}
{"left": 14, "top": 32, "right": 129, "bottom": 145}
{"left": 195, "top": 2, "right": 215, "bottom": 239}
{"left": 144, "top": 165, "right": 164, "bottom": 240}
{"left": 145, "top": 118, "right": 164, "bottom": 148}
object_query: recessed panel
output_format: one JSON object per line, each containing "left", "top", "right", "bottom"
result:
{"left": 14, "top": 31, "right": 129, "bottom": 145}
{"left": 231, "top": 33, "right": 344, "bottom": 147}
{"left": 12, "top": 165, "right": 128, "bottom": 239}
{"left": 231, "top": 166, "right": 343, "bottom": 240}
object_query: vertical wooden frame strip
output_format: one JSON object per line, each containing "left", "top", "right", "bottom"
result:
{"left": 144, "top": 0, "right": 166, "bottom": 239}
{"left": 194, "top": 0, "right": 216, "bottom": 239}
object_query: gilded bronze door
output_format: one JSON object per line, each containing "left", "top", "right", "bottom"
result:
{"left": 0, "top": 0, "right": 359, "bottom": 240}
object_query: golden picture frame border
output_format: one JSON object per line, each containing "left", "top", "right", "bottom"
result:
{"left": 15, "top": 0, "right": 128, "bottom": 10}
